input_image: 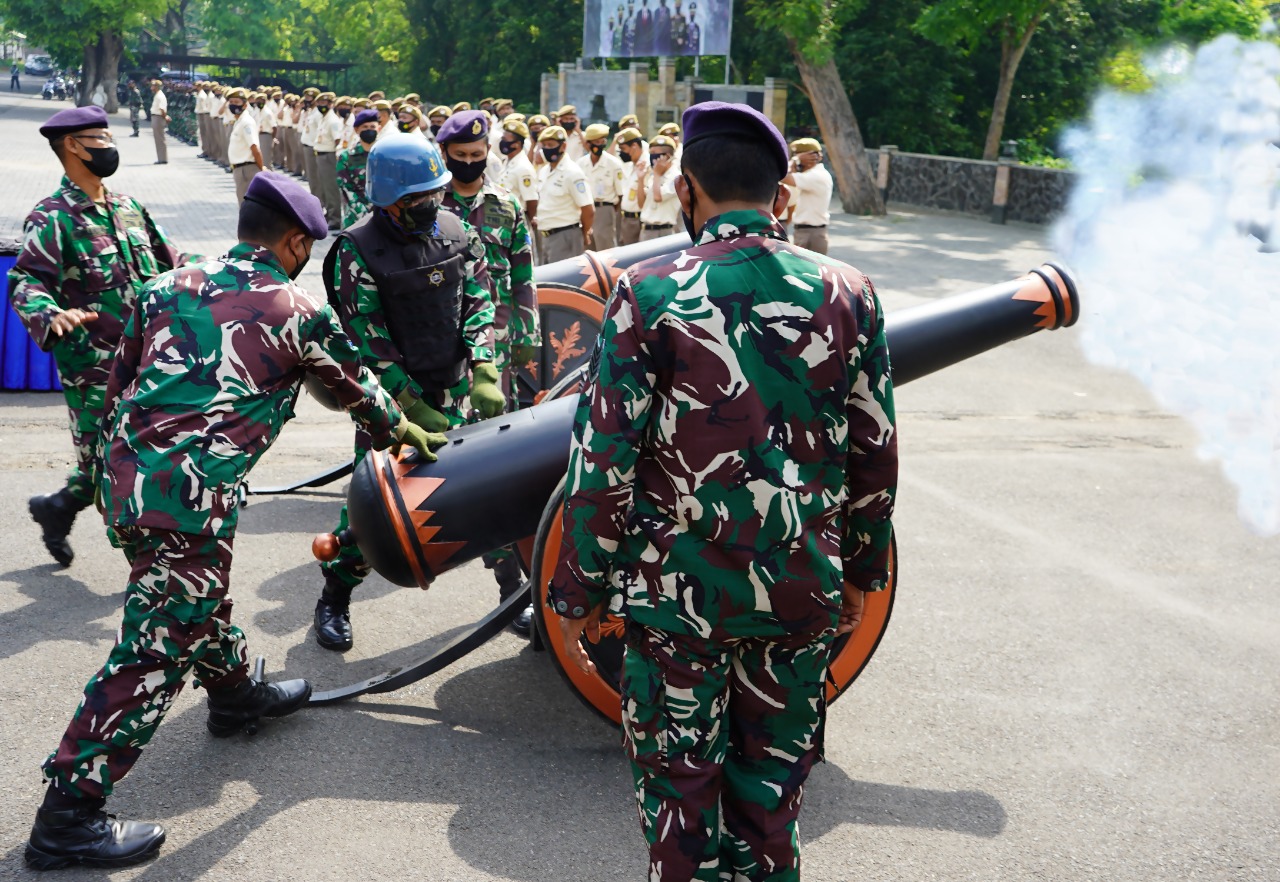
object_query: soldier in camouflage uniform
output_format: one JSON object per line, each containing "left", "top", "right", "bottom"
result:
{"left": 313, "top": 134, "right": 504, "bottom": 652}
{"left": 23, "top": 173, "right": 443, "bottom": 872}
{"left": 7, "top": 106, "right": 195, "bottom": 568}
{"left": 337, "top": 108, "right": 379, "bottom": 227}
{"left": 437, "top": 109, "right": 542, "bottom": 634}
{"left": 550, "top": 103, "right": 898, "bottom": 882}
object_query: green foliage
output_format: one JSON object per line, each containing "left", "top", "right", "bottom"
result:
{"left": 915, "top": 0, "right": 1057, "bottom": 49}
{"left": 0, "top": 0, "right": 165, "bottom": 66}
{"left": 1102, "top": 45, "right": 1155, "bottom": 92}
{"left": 196, "top": 0, "right": 417, "bottom": 94}
{"left": 745, "top": 0, "right": 866, "bottom": 64}
{"left": 1158, "top": 0, "right": 1271, "bottom": 43}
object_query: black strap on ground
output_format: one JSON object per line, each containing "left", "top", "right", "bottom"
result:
{"left": 307, "top": 581, "right": 531, "bottom": 705}
{"left": 246, "top": 458, "right": 356, "bottom": 496}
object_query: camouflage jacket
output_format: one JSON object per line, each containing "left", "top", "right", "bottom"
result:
{"left": 7, "top": 176, "right": 192, "bottom": 387}
{"left": 337, "top": 144, "right": 372, "bottom": 228}
{"left": 442, "top": 181, "right": 539, "bottom": 351}
{"left": 99, "top": 243, "right": 402, "bottom": 538}
{"left": 328, "top": 212, "right": 495, "bottom": 400}
{"left": 550, "top": 210, "right": 897, "bottom": 640}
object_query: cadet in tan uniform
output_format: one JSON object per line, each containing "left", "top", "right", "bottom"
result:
{"left": 253, "top": 92, "right": 276, "bottom": 170}
{"left": 300, "top": 87, "right": 320, "bottom": 185}
{"left": 496, "top": 118, "right": 539, "bottom": 220}
{"left": 657, "top": 121, "right": 683, "bottom": 163}
{"left": 535, "top": 125, "right": 594, "bottom": 263}
{"left": 148, "top": 80, "right": 169, "bottom": 164}
{"left": 783, "top": 137, "right": 834, "bottom": 254}
{"left": 556, "top": 104, "right": 588, "bottom": 161}
{"left": 615, "top": 127, "right": 648, "bottom": 245}
{"left": 578, "top": 123, "right": 627, "bottom": 250}
{"left": 226, "top": 88, "right": 265, "bottom": 203}
{"left": 312, "top": 91, "right": 343, "bottom": 230}
{"left": 637, "top": 134, "right": 680, "bottom": 240}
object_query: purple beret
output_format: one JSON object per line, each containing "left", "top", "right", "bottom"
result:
{"left": 436, "top": 109, "right": 489, "bottom": 144}
{"left": 353, "top": 109, "right": 379, "bottom": 127}
{"left": 39, "top": 105, "right": 111, "bottom": 140}
{"left": 243, "top": 171, "right": 329, "bottom": 240}
{"left": 681, "top": 101, "right": 789, "bottom": 179}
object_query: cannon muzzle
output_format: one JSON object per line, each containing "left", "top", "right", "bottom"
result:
{"left": 315, "top": 262, "right": 1080, "bottom": 588}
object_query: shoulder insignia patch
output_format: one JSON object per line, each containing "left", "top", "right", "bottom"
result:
{"left": 575, "top": 180, "right": 587, "bottom": 193}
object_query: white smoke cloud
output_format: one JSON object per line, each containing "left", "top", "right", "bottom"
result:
{"left": 1053, "top": 35, "right": 1280, "bottom": 534}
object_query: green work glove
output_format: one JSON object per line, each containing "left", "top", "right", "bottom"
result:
{"left": 470, "top": 361, "right": 506, "bottom": 419}
{"left": 396, "top": 390, "right": 449, "bottom": 433}
{"left": 512, "top": 344, "right": 540, "bottom": 367}
{"left": 393, "top": 418, "right": 448, "bottom": 462}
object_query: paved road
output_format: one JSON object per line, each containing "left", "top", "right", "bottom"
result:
{"left": 1, "top": 90, "right": 1277, "bottom": 881}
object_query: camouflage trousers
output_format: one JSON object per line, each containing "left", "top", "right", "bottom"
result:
{"left": 322, "top": 375, "right": 472, "bottom": 593}
{"left": 60, "top": 382, "right": 108, "bottom": 505}
{"left": 43, "top": 527, "right": 248, "bottom": 799}
{"left": 621, "top": 624, "right": 834, "bottom": 882}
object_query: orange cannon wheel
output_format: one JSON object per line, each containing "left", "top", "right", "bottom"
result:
{"left": 530, "top": 477, "right": 897, "bottom": 725}
{"left": 516, "top": 284, "right": 607, "bottom": 407}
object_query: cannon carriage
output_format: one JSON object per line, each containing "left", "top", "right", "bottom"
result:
{"left": 292, "top": 234, "right": 1079, "bottom": 722}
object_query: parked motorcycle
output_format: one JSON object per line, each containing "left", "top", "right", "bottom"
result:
{"left": 41, "top": 76, "right": 66, "bottom": 101}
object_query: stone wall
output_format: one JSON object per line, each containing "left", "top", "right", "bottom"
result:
{"left": 872, "top": 148, "right": 1077, "bottom": 225}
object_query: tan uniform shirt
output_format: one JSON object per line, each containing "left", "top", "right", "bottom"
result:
{"left": 639, "top": 165, "right": 681, "bottom": 227}
{"left": 578, "top": 151, "right": 627, "bottom": 205}
{"left": 228, "top": 112, "right": 260, "bottom": 165}
{"left": 536, "top": 159, "right": 593, "bottom": 229}
{"left": 499, "top": 151, "right": 540, "bottom": 208}
{"left": 314, "top": 111, "right": 342, "bottom": 152}
{"left": 150, "top": 90, "right": 168, "bottom": 117}
{"left": 620, "top": 155, "right": 650, "bottom": 214}
{"left": 791, "top": 164, "right": 834, "bottom": 227}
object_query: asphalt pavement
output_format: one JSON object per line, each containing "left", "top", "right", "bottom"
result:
{"left": 0, "top": 89, "right": 1277, "bottom": 881}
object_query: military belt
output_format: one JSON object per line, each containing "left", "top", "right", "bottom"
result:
{"left": 641, "top": 223, "right": 673, "bottom": 231}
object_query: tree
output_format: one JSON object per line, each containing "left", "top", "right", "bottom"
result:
{"left": 917, "top": 0, "right": 1059, "bottom": 161}
{"left": 749, "top": 0, "right": 884, "bottom": 215}
{"left": 0, "top": 0, "right": 165, "bottom": 110}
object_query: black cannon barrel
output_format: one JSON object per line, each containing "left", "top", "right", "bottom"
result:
{"left": 322, "top": 263, "right": 1081, "bottom": 588}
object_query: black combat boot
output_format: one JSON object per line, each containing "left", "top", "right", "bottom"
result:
{"left": 313, "top": 571, "right": 354, "bottom": 651}
{"left": 491, "top": 555, "right": 533, "bottom": 638}
{"left": 25, "top": 789, "right": 165, "bottom": 871}
{"left": 28, "top": 489, "right": 87, "bottom": 568}
{"left": 205, "top": 670, "right": 312, "bottom": 737}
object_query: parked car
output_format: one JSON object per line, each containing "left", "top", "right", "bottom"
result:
{"left": 25, "top": 55, "right": 54, "bottom": 77}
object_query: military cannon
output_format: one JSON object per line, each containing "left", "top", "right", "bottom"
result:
{"left": 305, "top": 236, "right": 1080, "bottom": 722}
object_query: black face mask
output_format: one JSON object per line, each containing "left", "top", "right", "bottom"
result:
{"left": 229, "top": 104, "right": 245, "bottom": 115}
{"left": 650, "top": 153, "right": 665, "bottom": 165}
{"left": 255, "top": 103, "right": 266, "bottom": 110}
{"left": 542, "top": 147, "right": 562, "bottom": 163}
{"left": 620, "top": 146, "right": 634, "bottom": 163}
{"left": 399, "top": 121, "right": 416, "bottom": 133}
{"left": 589, "top": 143, "right": 605, "bottom": 156}
{"left": 289, "top": 239, "right": 311, "bottom": 280}
{"left": 337, "top": 108, "right": 350, "bottom": 118}
{"left": 429, "top": 124, "right": 441, "bottom": 137}
{"left": 681, "top": 176, "right": 697, "bottom": 242}
{"left": 498, "top": 139, "right": 520, "bottom": 156}
{"left": 79, "top": 144, "right": 119, "bottom": 178}
{"left": 405, "top": 198, "right": 440, "bottom": 231}
{"left": 318, "top": 105, "right": 330, "bottom": 114}
{"left": 562, "top": 120, "right": 577, "bottom": 132}
{"left": 359, "top": 129, "right": 378, "bottom": 144}
{"left": 446, "top": 156, "right": 487, "bottom": 184}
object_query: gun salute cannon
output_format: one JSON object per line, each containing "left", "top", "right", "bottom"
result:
{"left": 305, "top": 235, "right": 1080, "bottom": 722}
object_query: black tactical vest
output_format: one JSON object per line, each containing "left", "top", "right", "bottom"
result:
{"left": 324, "top": 210, "right": 471, "bottom": 390}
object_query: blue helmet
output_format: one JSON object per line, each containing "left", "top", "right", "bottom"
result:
{"left": 365, "top": 134, "right": 452, "bottom": 207}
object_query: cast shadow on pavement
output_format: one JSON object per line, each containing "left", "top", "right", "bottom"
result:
{"left": 6, "top": 653, "right": 1005, "bottom": 881}
{"left": 0, "top": 565, "right": 120, "bottom": 663}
